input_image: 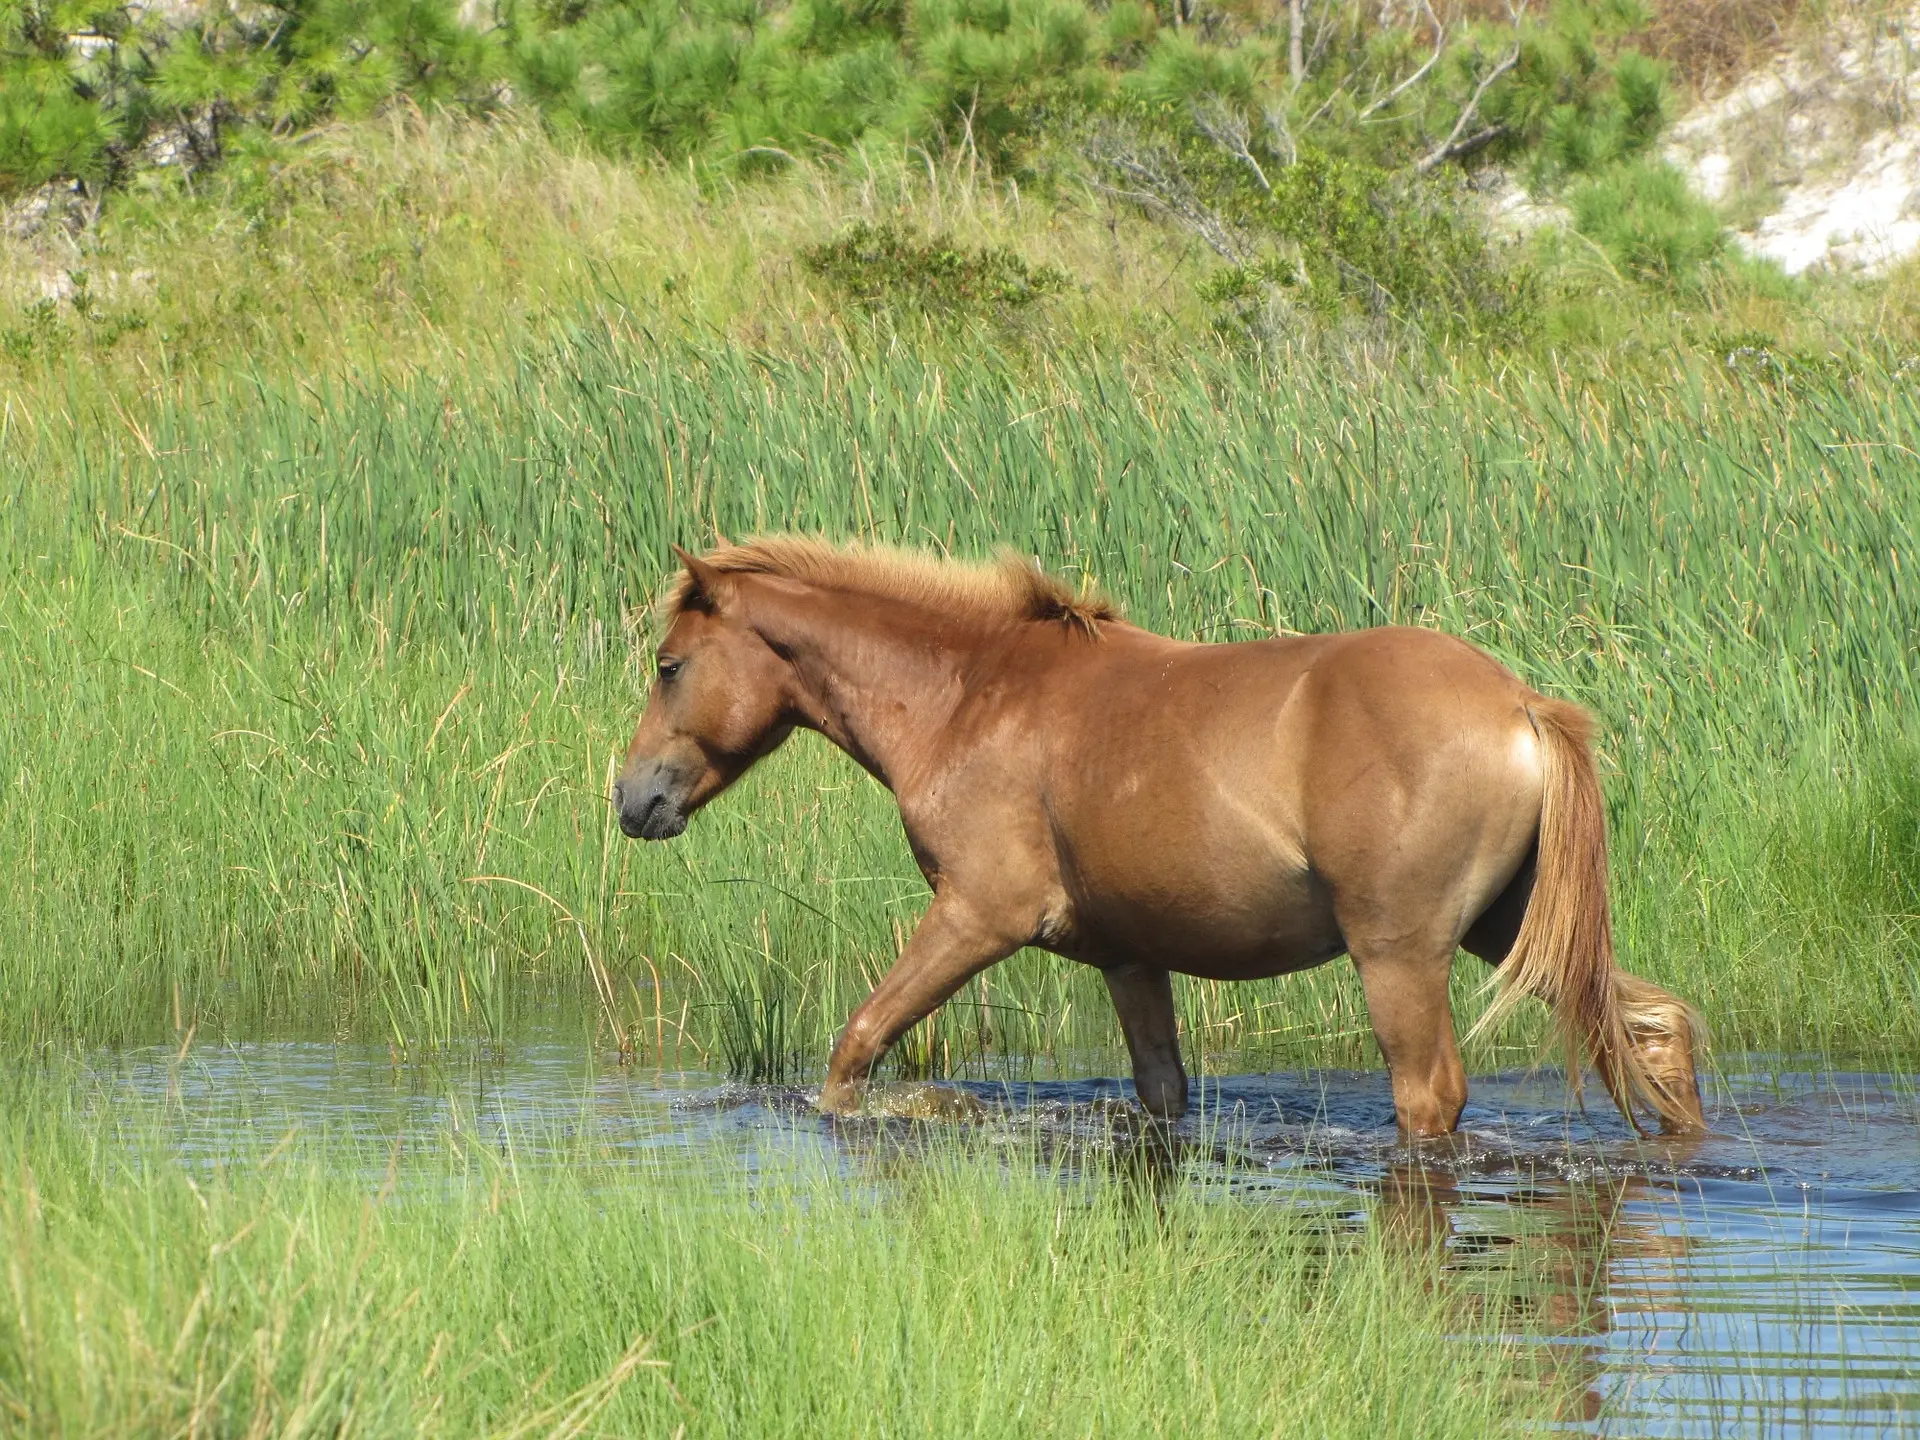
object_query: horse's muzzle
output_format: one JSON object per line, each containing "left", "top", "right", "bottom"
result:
{"left": 613, "top": 768, "right": 689, "bottom": 841}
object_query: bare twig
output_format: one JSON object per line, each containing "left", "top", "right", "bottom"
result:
{"left": 1084, "top": 129, "right": 1251, "bottom": 264}
{"left": 1358, "top": 0, "right": 1446, "bottom": 120}
{"left": 1413, "top": 41, "right": 1520, "bottom": 174}
{"left": 1306, "top": 0, "right": 1338, "bottom": 73}
{"left": 1303, "top": 75, "right": 1352, "bottom": 128}
{"left": 1193, "top": 101, "right": 1272, "bottom": 193}
{"left": 1289, "top": 0, "right": 1306, "bottom": 89}
{"left": 1264, "top": 106, "right": 1297, "bottom": 167}
{"left": 1335, "top": 257, "right": 1395, "bottom": 315}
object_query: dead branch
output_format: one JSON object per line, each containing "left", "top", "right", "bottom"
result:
{"left": 1193, "top": 101, "right": 1272, "bottom": 193}
{"left": 1083, "top": 128, "right": 1251, "bottom": 264}
{"left": 1306, "top": 0, "right": 1338, "bottom": 74}
{"left": 1413, "top": 41, "right": 1520, "bottom": 174}
{"left": 1335, "top": 256, "right": 1395, "bottom": 315}
{"left": 1358, "top": 0, "right": 1446, "bottom": 120}
{"left": 1264, "top": 106, "right": 1297, "bottom": 168}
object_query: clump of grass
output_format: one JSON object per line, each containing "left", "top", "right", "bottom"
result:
{"left": 801, "top": 219, "right": 1070, "bottom": 320}
{"left": 1567, "top": 158, "right": 1725, "bottom": 285}
{"left": 717, "top": 963, "right": 807, "bottom": 1081}
{"left": 0, "top": 111, "right": 1221, "bottom": 397}
{"left": 0, "top": 1071, "right": 1557, "bottom": 1437}
{"left": 1616, "top": 732, "right": 1920, "bottom": 1057}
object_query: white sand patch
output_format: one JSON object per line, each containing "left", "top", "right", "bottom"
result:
{"left": 1481, "top": 172, "right": 1572, "bottom": 236}
{"left": 1664, "top": 4, "right": 1920, "bottom": 275}
{"left": 1747, "top": 129, "right": 1920, "bottom": 272}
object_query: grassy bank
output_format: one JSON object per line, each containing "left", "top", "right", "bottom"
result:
{"left": 4, "top": 318, "right": 1916, "bottom": 1071}
{"left": 7, "top": 106, "right": 1920, "bottom": 416}
{"left": 0, "top": 1069, "right": 1559, "bottom": 1437}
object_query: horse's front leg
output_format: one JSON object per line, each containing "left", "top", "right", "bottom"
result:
{"left": 1100, "top": 963, "right": 1189, "bottom": 1120}
{"left": 820, "top": 892, "right": 1018, "bottom": 1114}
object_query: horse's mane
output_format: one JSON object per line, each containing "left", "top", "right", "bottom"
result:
{"left": 661, "top": 536, "right": 1119, "bottom": 635}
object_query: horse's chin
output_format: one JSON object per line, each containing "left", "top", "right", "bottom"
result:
{"left": 620, "top": 796, "right": 690, "bottom": 840}
{"left": 647, "top": 810, "right": 689, "bottom": 840}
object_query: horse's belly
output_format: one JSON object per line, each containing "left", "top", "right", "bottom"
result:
{"left": 1068, "top": 867, "right": 1345, "bottom": 981}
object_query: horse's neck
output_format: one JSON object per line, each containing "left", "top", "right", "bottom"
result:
{"left": 757, "top": 592, "right": 970, "bottom": 792}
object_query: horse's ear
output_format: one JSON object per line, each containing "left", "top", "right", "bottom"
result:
{"left": 673, "top": 546, "right": 729, "bottom": 613}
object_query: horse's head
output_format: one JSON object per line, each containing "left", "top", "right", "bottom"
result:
{"left": 613, "top": 549, "right": 794, "bottom": 840}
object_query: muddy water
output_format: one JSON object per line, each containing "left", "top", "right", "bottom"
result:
{"left": 82, "top": 1045, "right": 1920, "bottom": 1437}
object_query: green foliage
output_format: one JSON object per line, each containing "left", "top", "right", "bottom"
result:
{"left": 1568, "top": 158, "right": 1723, "bottom": 285}
{"left": 0, "top": 0, "right": 501, "bottom": 199}
{"left": 905, "top": 0, "right": 1100, "bottom": 159}
{"left": 508, "top": 0, "right": 754, "bottom": 158}
{"left": 1534, "top": 47, "right": 1667, "bottom": 179}
{"left": 1120, "top": 30, "right": 1261, "bottom": 109}
{"left": 800, "top": 219, "right": 1069, "bottom": 318}
{"left": 500, "top": 0, "right": 1113, "bottom": 166}
{"left": 1098, "top": 103, "right": 1532, "bottom": 338}
{"left": 4, "top": 0, "right": 1741, "bottom": 320}
{"left": 1099, "top": 0, "right": 1155, "bottom": 61}
{"left": 725, "top": 9, "right": 908, "bottom": 164}
{"left": 0, "top": 294, "right": 70, "bottom": 360}
{"left": 1280, "top": 0, "right": 1667, "bottom": 175}
{"left": 264, "top": 0, "right": 500, "bottom": 122}
{"left": 0, "top": 57, "right": 114, "bottom": 189}
{"left": 1264, "top": 151, "right": 1531, "bottom": 332}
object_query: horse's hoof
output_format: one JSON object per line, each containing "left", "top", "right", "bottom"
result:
{"left": 857, "top": 1082, "right": 988, "bottom": 1123}
{"left": 815, "top": 1082, "right": 863, "bottom": 1117}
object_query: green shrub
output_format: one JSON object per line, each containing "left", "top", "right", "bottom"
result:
{"left": 0, "top": 60, "right": 114, "bottom": 191}
{"left": 903, "top": 0, "right": 1103, "bottom": 163}
{"left": 1099, "top": 0, "right": 1156, "bottom": 61}
{"left": 1267, "top": 152, "right": 1527, "bottom": 329}
{"left": 1093, "top": 100, "right": 1533, "bottom": 339}
{"left": 1120, "top": 30, "right": 1262, "bottom": 110}
{"left": 0, "top": 296, "right": 71, "bottom": 363}
{"left": 721, "top": 0, "right": 909, "bottom": 163}
{"left": 1, "top": 0, "right": 503, "bottom": 199}
{"left": 1567, "top": 158, "right": 1722, "bottom": 286}
{"left": 1533, "top": 47, "right": 1666, "bottom": 179}
{"left": 800, "top": 219, "right": 1069, "bottom": 318}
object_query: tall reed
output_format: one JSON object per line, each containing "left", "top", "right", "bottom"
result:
{"left": 4, "top": 325, "right": 1915, "bottom": 1066}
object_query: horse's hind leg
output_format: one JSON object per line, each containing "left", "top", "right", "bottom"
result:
{"left": 1347, "top": 929, "right": 1468, "bottom": 1138}
{"left": 1101, "top": 963, "right": 1188, "bottom": 1120}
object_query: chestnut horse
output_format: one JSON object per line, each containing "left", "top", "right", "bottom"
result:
{"left": 614, "top": 537, "right": 1704, "bottom": 1136}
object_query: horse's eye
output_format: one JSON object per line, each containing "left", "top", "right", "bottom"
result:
{"left": 656, "top": 658, "right": 682, "bottom": 683}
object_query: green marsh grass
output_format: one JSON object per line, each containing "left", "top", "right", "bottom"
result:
{"left": 0, "top": 1067, "right": 1558, "bottom": 1437}
{"left": 3, "top": 323, "right": 1918, "bottom": 1071}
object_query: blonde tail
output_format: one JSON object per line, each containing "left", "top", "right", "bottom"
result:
{"left": 1467, "top": 697, "right": 1705, "bottom": 1134}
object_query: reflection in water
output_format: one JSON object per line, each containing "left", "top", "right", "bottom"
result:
{"left": 70, "top": 1045, "right": 1920, "bottom": 1437}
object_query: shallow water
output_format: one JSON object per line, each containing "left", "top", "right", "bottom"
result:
{"left": 79, "top": 1043, "right": 1920, "bottom": 1437}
